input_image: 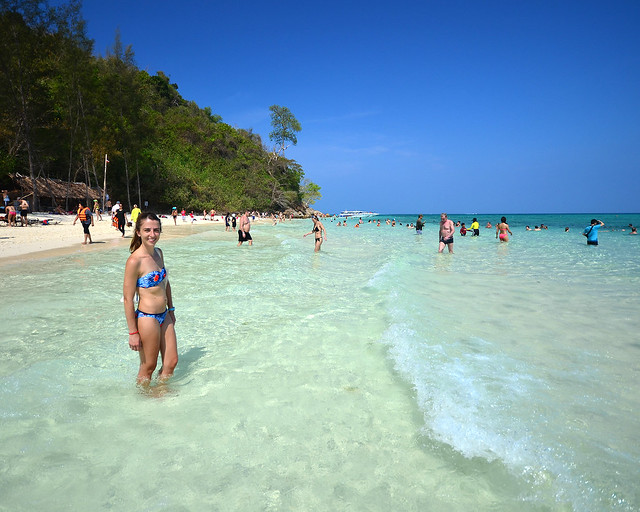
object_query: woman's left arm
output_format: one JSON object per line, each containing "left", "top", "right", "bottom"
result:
{"left": 159, "top": 249, "right": 176, "bottom": 323}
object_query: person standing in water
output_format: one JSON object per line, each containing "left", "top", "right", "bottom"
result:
{"left": 583, "top": 218, "right": 604, "bottom": 246}
{"left": 438, "top": 212, "right": 455, "bottom": 253}
{"left": 415, "top": 214, "right": 425, "bottom": 234}
{"left": 123, "top": 212, "right": 177, "bottom": 383}
{"left": 496, "top": 216, "right": 513, "bottom": 242}
{"left": 237, "top": 210, "right": 252, "bottom": 246}
{"left": 303, "top": 215, "right": 327, "bottom": 252}
{"left": 469, "top": 217, "right": 480, "bottom": 236}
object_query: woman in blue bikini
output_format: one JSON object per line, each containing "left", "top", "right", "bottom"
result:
{"left": 123, "top": 212, "right": 178, "bottom": 383}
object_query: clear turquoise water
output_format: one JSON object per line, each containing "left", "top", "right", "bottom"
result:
{"left": 1, "top": 213, "right": 639, "bottom": 511}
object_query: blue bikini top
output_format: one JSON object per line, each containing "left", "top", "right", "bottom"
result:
{"left": 137, "top": 267, "right": 166, "bottom": 288}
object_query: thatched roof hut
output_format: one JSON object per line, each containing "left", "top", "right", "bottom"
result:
{"left": 9, "top": 173, "right": 103, "bottom": 208}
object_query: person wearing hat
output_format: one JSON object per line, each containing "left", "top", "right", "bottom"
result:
{"left": 171, "top": 207, "right": 178, "bottom": 225}
{"left": 92, "top": 199, "right": 102, "bottom": 221}
{"left": 130, "top": 204, "right": 141, "bottom": 224}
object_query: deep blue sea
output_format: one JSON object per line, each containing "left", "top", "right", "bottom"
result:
{"left": 1, "top": 212, "right": 639, "bottom": 511}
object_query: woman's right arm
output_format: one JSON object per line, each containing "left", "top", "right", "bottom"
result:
{"left": 123, "top": 256, "right": 141, "bottom": 349}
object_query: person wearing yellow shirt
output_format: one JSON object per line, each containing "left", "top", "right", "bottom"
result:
{"left": 130, "top": 204, "right": 142, "bottom": 224}
{"left": 469, "top": 218, "right": 480, "bottom": 236}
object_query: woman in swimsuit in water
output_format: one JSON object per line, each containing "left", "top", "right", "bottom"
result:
{"left": 303, "top": 215, "right": 327, "bottom": 252}
{"left": 496, "top": 216, "right": 513, "bottom": 242}
{"left": 123, "top": 212, "right": 178, "bottom": 383}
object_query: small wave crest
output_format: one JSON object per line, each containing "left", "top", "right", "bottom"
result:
{"left": 377, "top": 318, "right": 619, "bottom": 510}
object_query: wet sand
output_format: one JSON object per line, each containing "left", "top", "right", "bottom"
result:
{"left": 0, "top": 213, "right": 232, "bottom": 266}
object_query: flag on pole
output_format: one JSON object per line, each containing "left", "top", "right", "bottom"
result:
{"left": 105, "top": 154, "right": 109, "bottom": 163}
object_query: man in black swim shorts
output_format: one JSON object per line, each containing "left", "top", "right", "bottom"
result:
{"left": 438, "top": 212, "right": 454, "bottom": 253}
{"left": 237, "top": 210, "right": 253, "bottom": 246}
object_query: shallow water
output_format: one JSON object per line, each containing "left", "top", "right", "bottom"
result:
{"left": 1, "top": 213, "right": 639, "bottom": 511}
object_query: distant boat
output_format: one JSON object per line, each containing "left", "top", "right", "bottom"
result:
{"left": 338, "top": 210, "right": 379, "bottom": 218}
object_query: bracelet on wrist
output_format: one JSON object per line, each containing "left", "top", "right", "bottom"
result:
{"left": 168, "top": 307, "right": 175, "bottom": 311}
{"left": 129, "top": 331, "right": 139, "bottom": 335}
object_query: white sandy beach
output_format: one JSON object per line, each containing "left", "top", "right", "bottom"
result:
{"left": 0, "top": 212, "right": 232, "bottom": 264}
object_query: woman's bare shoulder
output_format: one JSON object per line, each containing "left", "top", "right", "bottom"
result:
{"left": 125, "top": 249, "right": 143, "bottom": 270}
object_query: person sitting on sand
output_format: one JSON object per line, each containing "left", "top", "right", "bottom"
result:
{"left": 123, "top": 212, "right": 177, "bottom": 383}
{"left": 496, "top": 216, "right": 513, "bottom": 242}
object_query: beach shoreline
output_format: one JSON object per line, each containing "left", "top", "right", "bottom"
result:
{"left": 0, "top": 213, "right": 252, "bottom": 266}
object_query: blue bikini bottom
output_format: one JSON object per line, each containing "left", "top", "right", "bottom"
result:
{"left": 136, "top": 308, "right": 168, "bottom": 325}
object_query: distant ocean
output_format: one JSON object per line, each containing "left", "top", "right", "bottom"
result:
{"left": 1, "top": 212, "right": 639, "bottom": 511}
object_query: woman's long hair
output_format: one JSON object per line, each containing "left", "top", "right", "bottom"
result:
{"left": 130, "top": 212, "right": 162, "bottom": 253}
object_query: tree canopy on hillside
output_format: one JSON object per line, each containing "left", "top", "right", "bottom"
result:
{"left": 0, "top": 0, "right": 320, "bottom": 213}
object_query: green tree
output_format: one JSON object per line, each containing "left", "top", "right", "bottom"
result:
{"left": 301, "top": 179, "right": 321, "bottom": 206}
{"left": 268, "top": 104, "right": 301, "bottom": 157}
{"left": 0, "top": 0, "right": 57, "bottom": 209}
{"left": 0, "top": 2, "right": 318, "bottom": 214}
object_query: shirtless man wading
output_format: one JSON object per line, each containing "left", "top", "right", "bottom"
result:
{"left": 237, "top": 210, "right": 253, "bottom": 246}
{"left": 438, "top": 212, "right": 455, "bottom": 253}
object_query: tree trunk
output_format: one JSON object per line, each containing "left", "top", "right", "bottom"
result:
{"left": 124, "top": 150, "right": 131, "bottom": 210}
{"left": 136, "top": 160, "right": 141, "bottom": 206}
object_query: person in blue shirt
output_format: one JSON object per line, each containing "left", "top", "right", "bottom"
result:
{"left": 583, "top": 219, "right": 604, "bottom": 246}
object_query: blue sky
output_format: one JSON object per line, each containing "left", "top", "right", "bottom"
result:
{"left": 78, "top": 0, "right": 639, "bottom": 214}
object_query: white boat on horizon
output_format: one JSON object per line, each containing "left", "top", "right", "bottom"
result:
{"left": 338, "top": 210, "right": 379, "bottom": 218}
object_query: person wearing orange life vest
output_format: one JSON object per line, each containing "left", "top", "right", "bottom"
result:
{"left": 73, "top": 201, "right": 94, "bottom": 244}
